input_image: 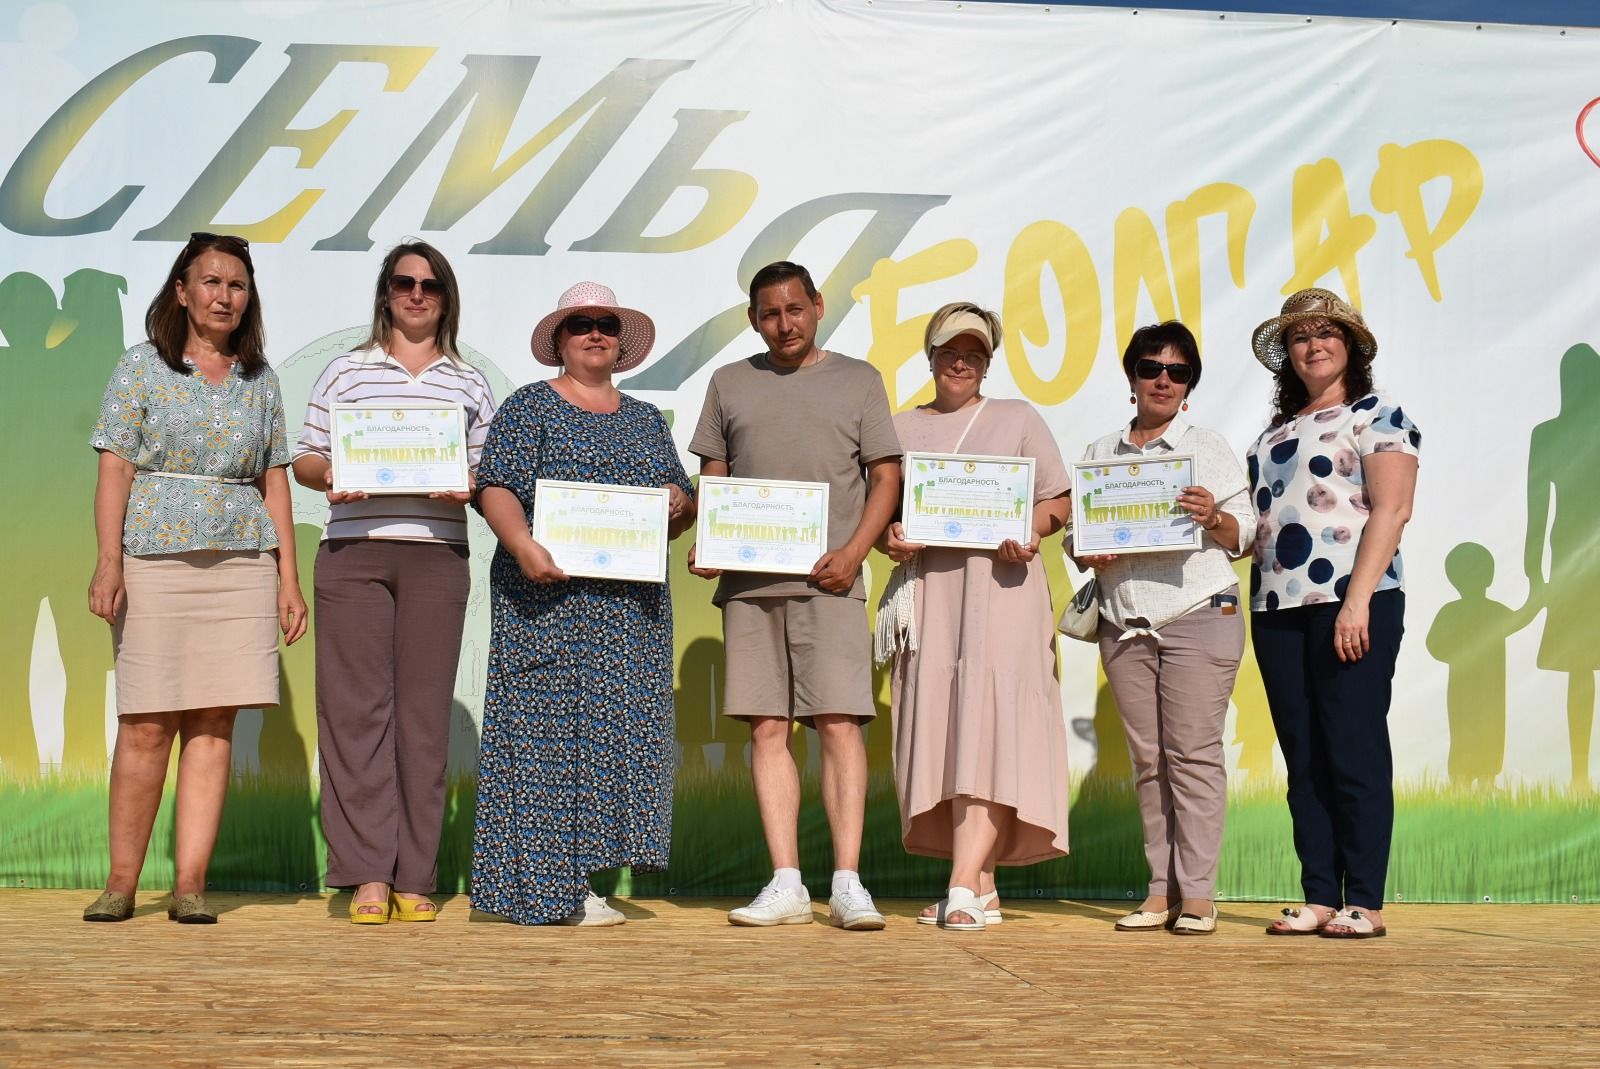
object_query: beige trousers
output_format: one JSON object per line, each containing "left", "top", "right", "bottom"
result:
{"left": 1098, "top": 592, "right": 1244, "bottom": 900}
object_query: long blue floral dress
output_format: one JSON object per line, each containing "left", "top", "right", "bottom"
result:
{"left": 471, "top": 381, "right": 692, "bottom": 924}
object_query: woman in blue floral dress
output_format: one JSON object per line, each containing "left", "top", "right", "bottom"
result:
{"left": 472, "top": 282, "right": 695, "bottom": 926}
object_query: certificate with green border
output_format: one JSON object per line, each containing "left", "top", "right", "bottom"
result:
{"left": 330, "top": 403, "right": 468, "bottom": 494}
{"left": 695, "top": 476, "right": 829, "bottom": 575}
{"left": 1071, "top": 454, "right": 1200, "bottom": 555}
{"left": 531, "top": 480, "right": 669, "bottom": 583}
{"left": 902, "top": 452, "right": 1036, "bottom": 549}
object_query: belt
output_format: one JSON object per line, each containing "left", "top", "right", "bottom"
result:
{"left": 141, "top": 471, "right": 257, "bottom": 485}
{"left": 1116, "top": 591, "right": 1239, "bottom": 643}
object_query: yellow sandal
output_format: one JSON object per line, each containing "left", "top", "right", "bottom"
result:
{"left": 389, "top": 893, "right": 437, "bottom": 922}
{"left": 349, "top": 896, "right": 391, "bottom": 925}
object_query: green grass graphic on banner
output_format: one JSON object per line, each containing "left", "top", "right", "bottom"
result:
{"left": 3, "top": 773, "right": 1595, "bottom": 903}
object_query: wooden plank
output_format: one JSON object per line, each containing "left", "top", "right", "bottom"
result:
{"left": 2, "top": 892, "right": 1596, "bottom": 1067}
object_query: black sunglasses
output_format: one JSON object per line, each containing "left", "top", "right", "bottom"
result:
{"left": 1135, "top": 358, "right": 1194, "bottom": 385}
{"left": 562, "top": 314, "right": 622, "bottom": 338}
{"left": 189, "top": 230, "right": 249, "bottom": 248}
{"left": 387, "top": 274, "right": 448, "bottom": 299}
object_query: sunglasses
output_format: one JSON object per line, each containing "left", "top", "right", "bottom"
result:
{"left": 1135, "top": 358, "right": 1194, "bottom": 385}
{"left": 189, "top": 231, "right": 249, "bottom": 248}
{"left": 931, "top": 346, "right": 989, "bottom": 366}
{"left": 562, "top": 314, "right": 622, "bottom": 337}
{"left": 387, "top": 274, "right": 448, "bottom": 299}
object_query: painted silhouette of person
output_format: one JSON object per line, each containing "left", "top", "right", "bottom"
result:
{"left": 0, "top": 269, "right": 127, "bottom": 777}
{"left": 1426, "top": 542, "right": 1534, "bottom": 789}
{"left": 1523, "top": 343, "right": 1600, "bottom": 792}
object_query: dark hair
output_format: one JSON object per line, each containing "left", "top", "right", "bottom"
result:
{"left": 145, "top": 235, "right": 266, "bottom": 378}
{"left": 1122, "top": 320, "right": 1202, "bottom": 393}
{"left": 747, "top": 261, "right": 818, "bottom": 310}
{"left": 1268, "top": 320, "right": 1375, "bottom": 426}
{"left": 359, "top": 241, "right": 462, "bottom": 360}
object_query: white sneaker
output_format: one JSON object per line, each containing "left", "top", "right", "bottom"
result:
{"left": 828, "top": 882, "right": 887, "bottom": 931}
{"left": 728, "top": 885, "right": 813, "bottom": 926}
{"left": 556, "top": 893, "right": 626, "bottom": 927}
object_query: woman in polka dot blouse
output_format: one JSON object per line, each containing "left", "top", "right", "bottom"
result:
{"left": 1246, "top": 289, "right": 1419, "bottom": 941}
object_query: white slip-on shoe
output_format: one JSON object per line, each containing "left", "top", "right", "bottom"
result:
{"left": 828, "top": 882, "right": 887, "bottom": 931}
{"left": 556, "top": 893, "right": 626, "bottom": 927}
{"left": 1114, "top": 906, "right": 1177, "bottom": 932}
{"left": 728, "top": 886, "right": 813, "bottom": 927}
{"left": 1171, "top": 905, "right": 1218, "bottom": 936}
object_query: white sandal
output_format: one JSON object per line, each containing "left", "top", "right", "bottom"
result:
{"left": 918, "top": 889, "right": 1001, "bottom": 926}
{"left": 938, "top": 886, "right": 988, "bottom": 932}
{"left": 1320, "top": 908, "right": 1387, "bottom": 939}
{"left": 1265, "top": 905, "right": 1335, "bottom": 936}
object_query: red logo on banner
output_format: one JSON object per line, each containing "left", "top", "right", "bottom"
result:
{"left": 1580, "top": 97, "right": 1600, "bottom": 169}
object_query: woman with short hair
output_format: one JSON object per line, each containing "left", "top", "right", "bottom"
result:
{"left": 1075, "top": 320, "right": 1255, "bottom": 936}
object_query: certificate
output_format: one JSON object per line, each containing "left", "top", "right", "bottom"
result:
{"left": 902, "top": 452, "right": 1036, "bottom": 549}
{"left": 531, "top": 480, "right": 669, "bottom": 583}
{"left": 1071, "top": 454, "right": 1200, "bottom": 555}
{"left": 330, "top": 404, "right": 468, "bottom": 494}
{"left": 696, "top": 477, "right": 829, "bottom": 575}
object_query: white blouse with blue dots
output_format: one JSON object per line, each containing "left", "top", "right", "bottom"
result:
{"left": 1246, "top": 393, "right": 1421, "bottom": 612}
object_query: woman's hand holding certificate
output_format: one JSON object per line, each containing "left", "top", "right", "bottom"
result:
{"left": 530, "top": 480, "right": 671, "bottom": 583}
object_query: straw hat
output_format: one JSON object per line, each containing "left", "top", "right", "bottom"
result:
{"left": 529, "top": 281, "right": 656, "bottom": 373}
{"left": 1251, "top": 288, "right": 1377, "bottom": 372}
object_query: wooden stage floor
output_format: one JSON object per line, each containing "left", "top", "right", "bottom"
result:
{"left": 3, "top": 891, "right": 1596, "bottom": 1068}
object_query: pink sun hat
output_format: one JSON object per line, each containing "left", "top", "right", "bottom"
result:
{"left": 529, "top": 281, "right": 657, "bottom": 373}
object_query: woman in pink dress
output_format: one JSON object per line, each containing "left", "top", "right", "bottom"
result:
{"left": 876, "top": 302, "right": 1072, "bottom": 931}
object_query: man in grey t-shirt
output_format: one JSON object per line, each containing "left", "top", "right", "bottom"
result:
{"left": 688, "top": 261, "right": 901, "bottom": 930}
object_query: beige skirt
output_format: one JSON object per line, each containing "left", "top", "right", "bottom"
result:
{"left": 113, "top": 551, "right": 280, "bottom": 715}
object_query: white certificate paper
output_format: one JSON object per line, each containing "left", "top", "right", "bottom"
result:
{"left": 695, "top": 477, "right": 829, "bottom": 575}
{"left": 531, "top": 480, "right": 669, "bottom": 583}
{"left": 1071, "top": 455, "right": 1200, "bottom": 555}
{"left": 902, "top": 452, "right": 1036, "bottom": 549}
{"left": 330, "top": 403, "right": 468, "bottom": 494}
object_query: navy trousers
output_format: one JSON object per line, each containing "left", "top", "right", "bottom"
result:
{"left": 1252, "top": 590, "right": 1405, "bottom": 910}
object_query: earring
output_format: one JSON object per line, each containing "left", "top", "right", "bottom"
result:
{"left": 1181, "top": 400, "right": 1189, "bottom": 411}
{"left": 1129, "top": 394, "right": 1136, "bottom": 404}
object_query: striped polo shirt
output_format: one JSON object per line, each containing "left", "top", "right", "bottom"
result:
{"left": 294, "top": 348, "right": 498, "bottom": 544}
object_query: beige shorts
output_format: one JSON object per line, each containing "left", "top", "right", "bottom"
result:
{"left": 722, "top": 596, "right": 876, "bottom": 725}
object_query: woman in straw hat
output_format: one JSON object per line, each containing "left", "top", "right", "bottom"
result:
{"left": 470, "top": 282, "right": 694, "bottom": 926}
{"left": 876, "top": 302, "right": 1072, "bottom": 932}
{"left": 1246, "top": 289, "right": 1419, "bottom": 940}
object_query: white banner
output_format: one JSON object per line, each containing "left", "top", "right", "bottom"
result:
{"left": 2, "top": 0, "right": 1596, "bottom": 791}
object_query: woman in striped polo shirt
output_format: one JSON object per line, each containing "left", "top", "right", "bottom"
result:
{"left": 292, "top": 241, "right": 497, "bottom": 924}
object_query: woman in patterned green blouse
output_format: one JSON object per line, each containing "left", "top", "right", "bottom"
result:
{"left": 81, "top": 234, "right": 308, "bottom": 925}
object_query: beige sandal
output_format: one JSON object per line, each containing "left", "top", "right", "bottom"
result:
{"left": 83, "top": 891, "right": 135, "bottom": 922}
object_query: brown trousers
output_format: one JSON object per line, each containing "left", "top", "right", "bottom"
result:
{"left": 314, "top": 539, "right": 468, "bottom": 892}
{"left": 1099, "top": 593, "right": 1244, "bottom": 900}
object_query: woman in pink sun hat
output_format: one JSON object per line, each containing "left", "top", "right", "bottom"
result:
{"left": 470, "top": 282, "right": 695, "bottom": 926}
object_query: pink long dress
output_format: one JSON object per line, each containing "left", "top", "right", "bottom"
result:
{"left": 890, "top": 398, "right": 1071, "bottom": 864}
